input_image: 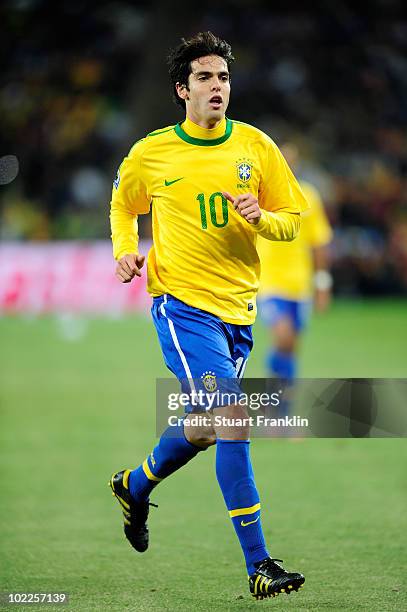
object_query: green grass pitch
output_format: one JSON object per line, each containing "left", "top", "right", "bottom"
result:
{"left": 1, "top": 300, "right": 406, "bottom": 611}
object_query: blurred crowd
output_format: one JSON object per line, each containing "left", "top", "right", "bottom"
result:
{"left": 1, "top": 0, "right": 406, "bottom": 295}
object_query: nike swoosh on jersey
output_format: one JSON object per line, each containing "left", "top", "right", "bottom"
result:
{"left": 164, "top": 177, "right": 184, "bottom": 186}
{"left": 240, "top": 516, "right": 260, "bottom": 527}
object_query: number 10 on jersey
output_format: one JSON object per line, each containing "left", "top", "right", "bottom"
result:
{"left": 197, "top": 192, "right": 229, "bottom": 229}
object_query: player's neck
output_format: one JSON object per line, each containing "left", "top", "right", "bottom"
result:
{"left": 182, "top": 115, "right": 227, "bottom": 139}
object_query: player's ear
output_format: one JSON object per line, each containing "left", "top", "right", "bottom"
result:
{"left": 176, "top": 82, "right": 189, "bottom": 101}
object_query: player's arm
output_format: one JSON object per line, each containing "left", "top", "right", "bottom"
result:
{"left": 223, "top": 191, "right": 301, "bottom": 240}
{"left": 313, "top": 245, "right": 332, "bottom": 313}
{"left": 307, "top": 186, "right": 334, "bottom": 312}
{"left": 109, "top": 142, "right": 150, "bottom": 283}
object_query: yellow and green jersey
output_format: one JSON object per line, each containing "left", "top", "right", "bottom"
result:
{"left": 110, "top": 116, "right": 309, "bottom": 325}
{"left": 258, "top": 181, "right": 333, "bottom": 301}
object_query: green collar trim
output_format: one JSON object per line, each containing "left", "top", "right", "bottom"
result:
{"left": 174, "top": 118, "right": 233, "bottom": 146}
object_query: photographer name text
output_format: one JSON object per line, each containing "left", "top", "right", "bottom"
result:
{"left": 168, "top": 415, "right": 309, "bottom": 428}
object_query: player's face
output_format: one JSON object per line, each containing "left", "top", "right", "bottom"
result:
{"left": 177, "top": 55, "right": 230, "bottom": 128}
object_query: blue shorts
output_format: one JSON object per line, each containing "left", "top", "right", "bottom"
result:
{"left": 257, "top": 296, "right": 311, "bottom": 332}
{"left": 152, "top": 294, "right": 253, "bottom": 411}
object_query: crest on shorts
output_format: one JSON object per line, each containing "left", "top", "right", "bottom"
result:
{"left": 236, "top": 159, "right": 252, "bottom": 183}
{"left": 201, "top": 371, "right": 217, "bottom": 392}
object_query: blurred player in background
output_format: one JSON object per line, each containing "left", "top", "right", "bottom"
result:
{"left": 108, "top": 33, "right": 307, "bottom": 600}
{"left": 257, "top": 143, "right": 333, "bottom": 413}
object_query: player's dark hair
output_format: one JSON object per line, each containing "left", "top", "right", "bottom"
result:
{"left": 167, "top": 31, "right": 234, "bottom": 109}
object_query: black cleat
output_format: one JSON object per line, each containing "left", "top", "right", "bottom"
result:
{"left": 249, "top": 557, "right": 305, "bottom": 600}
{"left": 109, "top": 469, "right": 157, "bottom": 553}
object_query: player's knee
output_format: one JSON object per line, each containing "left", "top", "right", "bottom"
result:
{"left": 278, "top": 339, "right": 296, "bottom": 353}
{"left": 273, "top": 319, "right": 297, "bottom": 352}
{"left": 185, "top": 430, "right": 216, "bottom": 449}
{"left": 275, "top": 332, "right": 296, "bottom": 353}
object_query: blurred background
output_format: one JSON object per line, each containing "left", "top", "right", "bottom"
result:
{"left": 1, "top": 0, "right": 407, "bottom": 302}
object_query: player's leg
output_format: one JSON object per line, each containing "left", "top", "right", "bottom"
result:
{"left": 212, "top": 325, "right": 269, "bottom": 574}
{"left": 214, "top": 408, "right": 304, "bottom": 598}
{"left": 109, "top": 411, "right": 208, "bottom": 552}
{"left": 109, "top": 295, "right": 216, "bottom": 552}
{"left": 270, "top": 316, "right": 298, "bottom": 376}
{"left": 271, "top": 300, "right": 311, "bottom": 418}
{"left": 128, "top": 296, "right": 220, "bottom": 499}
{"left": 214, "top": 403, "right": 270, "bottom": 572}
{"left": 213, "top": 326, "right": 304, "bottom": 598}
{"left": 261, "top": 297, "right": 299, "bottom": 381}
{"left": 270, "top": 312, "right": 298, "bottom": 417}
{"left": 110, "top": 419, "right": 210, "bottom": 549}
{"left": 258, "top": 297, "right": 304, "bottom": 417}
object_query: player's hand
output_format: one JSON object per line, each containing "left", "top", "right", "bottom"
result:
{"left": 115, "top": 253, "right": 145, "bottom": 283}
{"left": 222, "top": 191, "right": 262, "bottom": 225}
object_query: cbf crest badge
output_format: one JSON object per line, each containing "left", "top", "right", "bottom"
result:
{"left": 236, "top": 158, "right": 253, "bottom": 187}
{"left": 201, "top": 370, "right": 217, "bottom": 392}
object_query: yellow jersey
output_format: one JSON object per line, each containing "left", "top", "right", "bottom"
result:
{"left": 110, "top": 117, "right": 309, "bottom": 324}
{"left": 258, "top": 181, "right": 333, "bottom": 300}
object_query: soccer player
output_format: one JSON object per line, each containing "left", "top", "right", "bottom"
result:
{"left": 257, "top": 143, "right": 333, "bottom": 408}
{"left": 109, "top": 32, "right": 308, "bottom": 600}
